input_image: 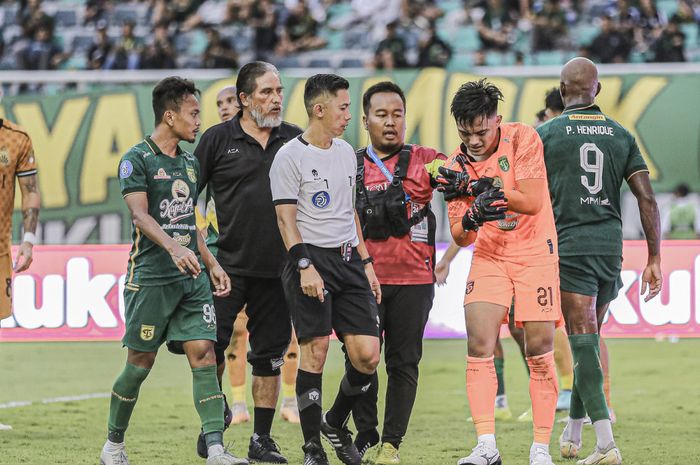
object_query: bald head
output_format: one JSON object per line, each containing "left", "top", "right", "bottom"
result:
{"left": 216, "top": 85, "right": 239, "bottom": 122}
{"left": 559, "top": 57, "right": 601, "bottom": 108}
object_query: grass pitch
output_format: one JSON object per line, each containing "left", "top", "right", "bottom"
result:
{"left": 1, "top": 338, "right": 699, "bottom": 464}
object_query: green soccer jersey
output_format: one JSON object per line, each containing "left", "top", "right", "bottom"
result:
{"left": 537, "top": 104, "right": 648, "bottom": 256}
{"left": 118, "top": 136, "right": 202, "bottom": 286}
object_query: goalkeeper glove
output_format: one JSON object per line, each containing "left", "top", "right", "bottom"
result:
{"left": 461, "top": 188, "right": 508, "bottom": 232}
{"left": 436, "top": 166, "right": 470, "bottom": 201}
{"left": 468, "top": 176, "right": 498, "bottom": 197}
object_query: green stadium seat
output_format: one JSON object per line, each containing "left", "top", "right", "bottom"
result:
{"left": 452, "top": 26, "right": 480, "bottom": 51}
{"left": 657, "top": 0, "right": 678, "bottom": 18}
{"left": 572, "top": 24, "right": 600, "bottom": 46}
{"left": 533, "top": 50, "right": 565, "bottom": 65}
{"left": 681, "top": 24, "right": 698, "bottom": 46}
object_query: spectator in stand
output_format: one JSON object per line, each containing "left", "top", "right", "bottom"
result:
{"left": 276, "top": 0, "right": 327, "bottom": 56}
{"left": 532, "top": 0, "right": 570, "bottom": 51}
{"left": 140, "top": 21, "right": 176, "bottom": 69}
{"left": 661, "top": 183, "right": 700, "bottom": 239}
{"left": 18, "top": 0, "right": 54, "bottom": 40}
{"left": 181, "top": 0, "right": 233, "bottom": 31}
{"left": 588, "top": 15, "right": 632, "bottom": 63}
{"left": 638, "top": 0, "right": 667, "bottom": 32}
{"left": 284, "top": 0, "right": 327, "bottom": 24}
{"left": 250, "top": 0, "right": 278, "bottom": 60}
{"left": 406, "top": 0, "right": 444, "bottom": 28}
{"left": 202, "top": 27, "right": 238, "bottom": 69}
{"left": 17, "top": 22, "right": 66, "bottom": 70}
{"left": 614, "top": 0, "right": 641, "bottom": 40}
{"left": 474, "top": 0, "right": 517, "bottom": 52}
{"left": 417, "top": 21, "right": 453, "bottom": 67}
{"left": 649, "top": 14, "right": 687, "bottom": 61}
{"left": 84, "top": 0, "right": 112, "bottom": 26}
{"left": 226, "top": 0, "right": 256, "bottom": 24}
{"left": 373, "top": 21, "right": 409, "bottom": 70}
{"left": 105, "top": 20, "right": 141, "bottom": 69}
{"left": 152, "top": 0, "right": 205, "bottom": 27}
{"left": 87, "top": 20, "right": 113, "bottom": 70}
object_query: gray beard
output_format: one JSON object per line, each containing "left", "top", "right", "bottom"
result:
{"left": 251, "top": 106, "right": 282, "bottom": 128}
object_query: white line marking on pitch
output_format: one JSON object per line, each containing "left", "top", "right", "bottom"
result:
{"left": 0, "top": 392, "right": 110, "bottom": 409}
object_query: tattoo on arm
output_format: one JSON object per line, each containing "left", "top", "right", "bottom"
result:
{"left": 22, "top": 208, "right": 39, "bottom": 234}
{"left": 22, "top": 175, "right": 39, "bottom": 194}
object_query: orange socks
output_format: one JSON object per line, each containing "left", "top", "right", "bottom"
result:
{"left": 527, "top": 351, "right": 558, "bottom": 444}
{"left": 466, "top": 355, "right": 498, "bottom": 437}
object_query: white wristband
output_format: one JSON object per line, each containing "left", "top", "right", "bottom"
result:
{"left": 23, "top": 232, "right": 36, "bottom": 245}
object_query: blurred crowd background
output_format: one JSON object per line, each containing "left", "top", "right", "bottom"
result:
{"left": 1, "top": 0, "right": 698, "bottom": 78}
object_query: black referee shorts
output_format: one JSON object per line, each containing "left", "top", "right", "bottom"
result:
{"left": 212, "top": 274, "right": 292, "bottom": 377}
{"left": 281, "top": 245, "right": 380, "bottom": 341}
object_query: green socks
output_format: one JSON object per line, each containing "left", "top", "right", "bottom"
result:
{"left": 107, "top": 363, "right": 151, "bottom": 443}
{"left": 192, "top": 364, "right": 225, "bottom": 438}
{"left": 494, "top": 357, "right": 505, "bottom": 396}
{"left": 569, "top": 334, "right": 609, "bottom": 422}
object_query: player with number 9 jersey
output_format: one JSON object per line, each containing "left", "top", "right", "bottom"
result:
{"left": 537, "top": 104, "right": 648, "bottom": 259}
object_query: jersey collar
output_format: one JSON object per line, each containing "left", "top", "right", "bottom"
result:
{"left": 143, "top": 136, "right": 183, "bottom": 157}
{"left": 562, "top": 103, "right": 601, "bottom": 114}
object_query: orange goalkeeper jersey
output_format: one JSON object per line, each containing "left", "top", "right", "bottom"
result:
{"left": 0, "top": 119, "right": 37, "bottom": 255}
{"left": 447, "top": 122, "right": 558, "bottom": 265}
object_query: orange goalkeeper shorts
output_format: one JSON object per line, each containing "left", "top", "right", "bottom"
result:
{"left": 465, "top": 254, "right": 564, "bottom": 327}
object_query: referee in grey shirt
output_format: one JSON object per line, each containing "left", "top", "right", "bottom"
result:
{"left": 270, "top": 74, "right": 381, "bottom": 465}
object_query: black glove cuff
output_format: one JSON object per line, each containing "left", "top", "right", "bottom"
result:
{"left": 289, "top": 243, "right": 311, "bottom": 261}
{"left": 462, "top": 212, "right": 479, "bottom": 232}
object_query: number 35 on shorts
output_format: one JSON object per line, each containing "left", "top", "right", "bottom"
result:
{"left": 202, "top": 303, "right": 217, "bottom": 325}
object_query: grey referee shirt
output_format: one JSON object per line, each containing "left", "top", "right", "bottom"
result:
{"left": 270, "top": 135, "right": 359, "bottom": 248}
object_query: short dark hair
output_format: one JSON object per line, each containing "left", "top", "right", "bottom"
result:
{"left": 675, "top": 183, "right": 690, "bottom": 197}
{"left": 152, "top": 76, "right": 200, "bottom": 125}
{"left": 545, "top": 87, "right": 564, "bottom": 113}
{"left": 362, "top": 81, "right": 406, "bottom": 116}
{"left": 303, "top": 74, "right": 349, "bottom": 116}
{"left": 450, "top": 79, "right": 504, "bottom": 127}
{"left": 235, "top": 61, "right": 279, "bottom": 107}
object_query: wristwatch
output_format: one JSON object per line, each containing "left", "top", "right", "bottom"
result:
{"left": 297, "top": 258, "right": 312, "bottom": 270}
{"left": 362, "top": 256, "right": 374, "bottom": 266}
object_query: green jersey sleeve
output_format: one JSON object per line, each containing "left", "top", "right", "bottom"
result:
{"left": 118, "top": 151, "right": 148, "bottom": 196}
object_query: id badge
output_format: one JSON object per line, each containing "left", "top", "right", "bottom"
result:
{"left": 341, "top": 241, "right": 353, "bottom": 262}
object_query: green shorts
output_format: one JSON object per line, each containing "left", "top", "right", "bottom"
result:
{"left": 558, "top": 255, "right": 623, "bottom": 306}
{"left": 122, "top": 272, "right": 217, "bottom": 353}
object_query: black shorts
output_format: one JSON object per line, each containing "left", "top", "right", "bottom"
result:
{"left": 281, "top": 245, "right": 380, "bottom": 341}
{"left": 213, "top": 274, "right": 292, "bottom": 376}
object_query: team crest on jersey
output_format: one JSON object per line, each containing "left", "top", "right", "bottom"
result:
{"left": 498, "top": 156, "right": 510, "bottom": 172}
{"left": 186, "top": 166, "right": 197, "bottom": 183}
{"left": 0, "top": 147, "right": 9, "bottom": 165}
{"left": 312, "top": 191, "right": 331, "bottom": 209}
{"left": 173, "top": 232, "right": 191, "bottom": 247}
{"left": 119, "top": 160, "right": 133, "bottom": 179}
{"left": 171, "top": 179, "right": 190, "bottom": 201}
{"left": 153, "top": 168, "right": 171, "bottom": 180}
{"left": 140, "top": 325, "right": 155, "bottom": 341}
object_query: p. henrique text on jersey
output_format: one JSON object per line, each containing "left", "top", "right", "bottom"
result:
{"left": 565, "top": 125, "right": 615, "bottom": 136}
